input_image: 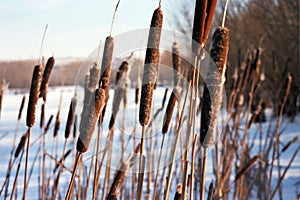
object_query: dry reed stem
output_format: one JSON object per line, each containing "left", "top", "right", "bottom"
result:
{"left": 139, "top": 6, "right": 163, "bottom": 126}
{"left": 26, "top": 65, "right": 42, "bottom": 127}
{"left": 39, "top": 57, "right": 55, "bottom": 99}
{"left": 192, "top": 0, "right": 208, "bottom": 55}
{"left": 65, "top": 96, "right": 77, "bottom": 139}
{"left": 189, "top": 134, "right": 198, "bottom": 200}
{"left": 65, "top": 152, "right": 82, "bottom": 200}
{"left": 164, "top": 82, "right": 190, "bottom": 200}
{"left": 77, "top": 88, "right": 106, "bottom": 153}
{"left": 153, "top": 134, "right": 165, "bottom": 200}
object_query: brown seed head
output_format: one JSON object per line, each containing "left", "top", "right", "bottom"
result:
{"left": 26, "top": 65, "right": 42, "bottom": 127}
{"left": 39, "top": 57, "right": 55, "bottom": 99}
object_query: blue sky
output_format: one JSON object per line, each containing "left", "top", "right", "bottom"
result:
{"left": 0, "top": 0, "right": 184, "bottom": 60}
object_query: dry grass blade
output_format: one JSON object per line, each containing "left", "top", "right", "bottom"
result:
{"left": 77, "top": 88, "right": 106, "bottom": 153}
{"left": 26, "top": 65, "right": 42, "bottom": 127}
{"left": 53, "top": 149, "right": 72, "bottom": 173}
{"left": 39, "top": 57, "right": 55, "bottom": 99}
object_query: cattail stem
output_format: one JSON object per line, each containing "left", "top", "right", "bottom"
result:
{"left": 137, "top": 125, "right": 146, "bottom": 200}
{"left": 10, "top": 149, "right": 25, "bottom": 200}
{"left": 23, "top": 128, "right": 31, "bottom": 200}
{"left": 153, "top": 134, "right": 165, "bottom": 199}
{"left": 93, "top": 124, "right": 102, "bottom": 199}
{"left": 53, "top": 139, "right": 68, "bottom": 199}
{"left": 200, "top": 149, "right": 208, "bottom": 200}
{"left": 65, "top": 152, "right": 82, "bottom": 200}
{"left": 190, "top": 134, "right": 198, "bottom": 200}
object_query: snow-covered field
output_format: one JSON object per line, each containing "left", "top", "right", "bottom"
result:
{"left": 0, "top": 86, "right": 299, "bottom": 199}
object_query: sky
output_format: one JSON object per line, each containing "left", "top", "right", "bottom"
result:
{"left": 0, "top": 0, "right": 184, "bottom": 60}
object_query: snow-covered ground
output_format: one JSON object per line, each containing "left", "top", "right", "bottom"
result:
{"left": 0, "top": 86, "right": 299, "bottom": 199}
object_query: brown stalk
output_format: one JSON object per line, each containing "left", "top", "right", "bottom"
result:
{"left": 65, "top": 96, "right": 78, "bottom": 139}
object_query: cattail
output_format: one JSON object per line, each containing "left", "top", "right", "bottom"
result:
{"left": 202, "top": 0, "right": 218, "bottom": 45}
{"left": 106, "top": 144, "right": 140, "bottom": 200}
{"left": 77, "top": 88, "right": 106, "bottom": 153}
{"left": 115, "top": 71, "right": 123, "bottom": 84}
{"left": 53, "top": 149, "right": 72, "bottom": 172}
{"left": 135, "top": 77, "right": 141, "bottom": 104}
{"left": 18, "top": 96, "right": 26, "bottom": 121}
{"left": 99, "top": 36, "right": 114, "bottom": 104}
{"left": 89, "top": 63, "right": 100, "bottom": 89}
{"left": 162, "top": 87, "right": 182, "bottom": 134}
{"left": 73, "top": 114, "right": 78, "bottom": 139}
{"left": 161, "top": 88, "right": 169, "bottom": 108}
{"left": 235, "top": 154, "right": 260, "bottom": 181}
{"left": 200, "top": 27, "right": 229, "bottom": 148}
{"left": 26, "top": 65, "right": 42, "bottom": 127}
{"left": 139, "top": 7, "right": 163, "bottom": 126}
{"left": 44, "top": 114, "right": 54, "bottom": 134}
{"left": 173, "top": 184, "right": 182, "bottom": 200}
{"left": 40, "top": 103, "right": 45, "bottom": 128}
{"left": 109, "top": 87, "right": 125, "bottom": 130}
{"left": 119, "top": 61, "right": 129, "bottom": 72}
{"left": 282, "top": 136, "right": 298, "bottom": 153}
{"left": 192, "top": 0, "right": 208, "bottom": 55}
{"left": 14, "top": 133, "right": 28, "bottom": 158}
{"left": 172, "top": 42, "right": 181, "bottom": 87}
{"left": 53, "top": 109, "right": 61, "bottom": 138}
{"left": 39, "top": 57, "right": 55, "bottom": 99}
{"left": 65, "top": 97, "right": 77, "bottom": 139}
{"left": 207, "top": 182, "right": 214, "bottom": 200}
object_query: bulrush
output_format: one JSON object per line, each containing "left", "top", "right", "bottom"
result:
{"left": 39, "top": 57, "right": 55, "bottom": 99}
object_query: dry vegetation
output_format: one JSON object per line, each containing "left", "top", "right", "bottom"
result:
{"left": 0, "top": 0, "right": 299, "bottom": 200}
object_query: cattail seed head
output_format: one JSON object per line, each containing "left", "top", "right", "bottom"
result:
{"left": 40, "top": 103, "right": 45, "bottom": 128}
{"left": 172, "top": 42, "right": 181, "bottom": 87}
{"left": 65, "top": 97, "right": 77, "bottom": 139}
{"left": 73, "top": 114, "right": 78, "bottom": 139}
{"left": 44, "top": 114, "right": 54, "bottom": 134}
{"left": 162, "top": 87, "right": 182, "bottom": 134}
{"left": 99, "top": 36, "right": 114, "bottom": 104}
{"left": 26, "top": 65, "right": 42, "bottom": 127}
{"left": 139, "top": 7, "right": 163, "bottom": 126}
{"left": 202, "top": 0, "right": 218, "bottom": 45}
{"left": 109, "top": 87, "right": 125, "bottom": 130}
{"left": 88, "top": 63, "right": 100, "bottom": 90}
{"left": 200, "top": 27, "right": 229, "bottom": 149}
{"left": 192, "top": 0, "right": 208, "bottom": 55}
{"left": 39, "top": 57, "right": 55, "bottom": 99}
{"left": 119, "top": 61, "right": 129, "bottom": 72}
{"left": 53, "top": 110, "right": 61, "bottom": 138}
{"left": 14, "top": 133, "right": 28, "bottom": 158}
{"left": 77, "top": 88, "right": 106, "bottom": 153}
{"left": 18, "top": 96, "right": 26, "bottom": 121}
